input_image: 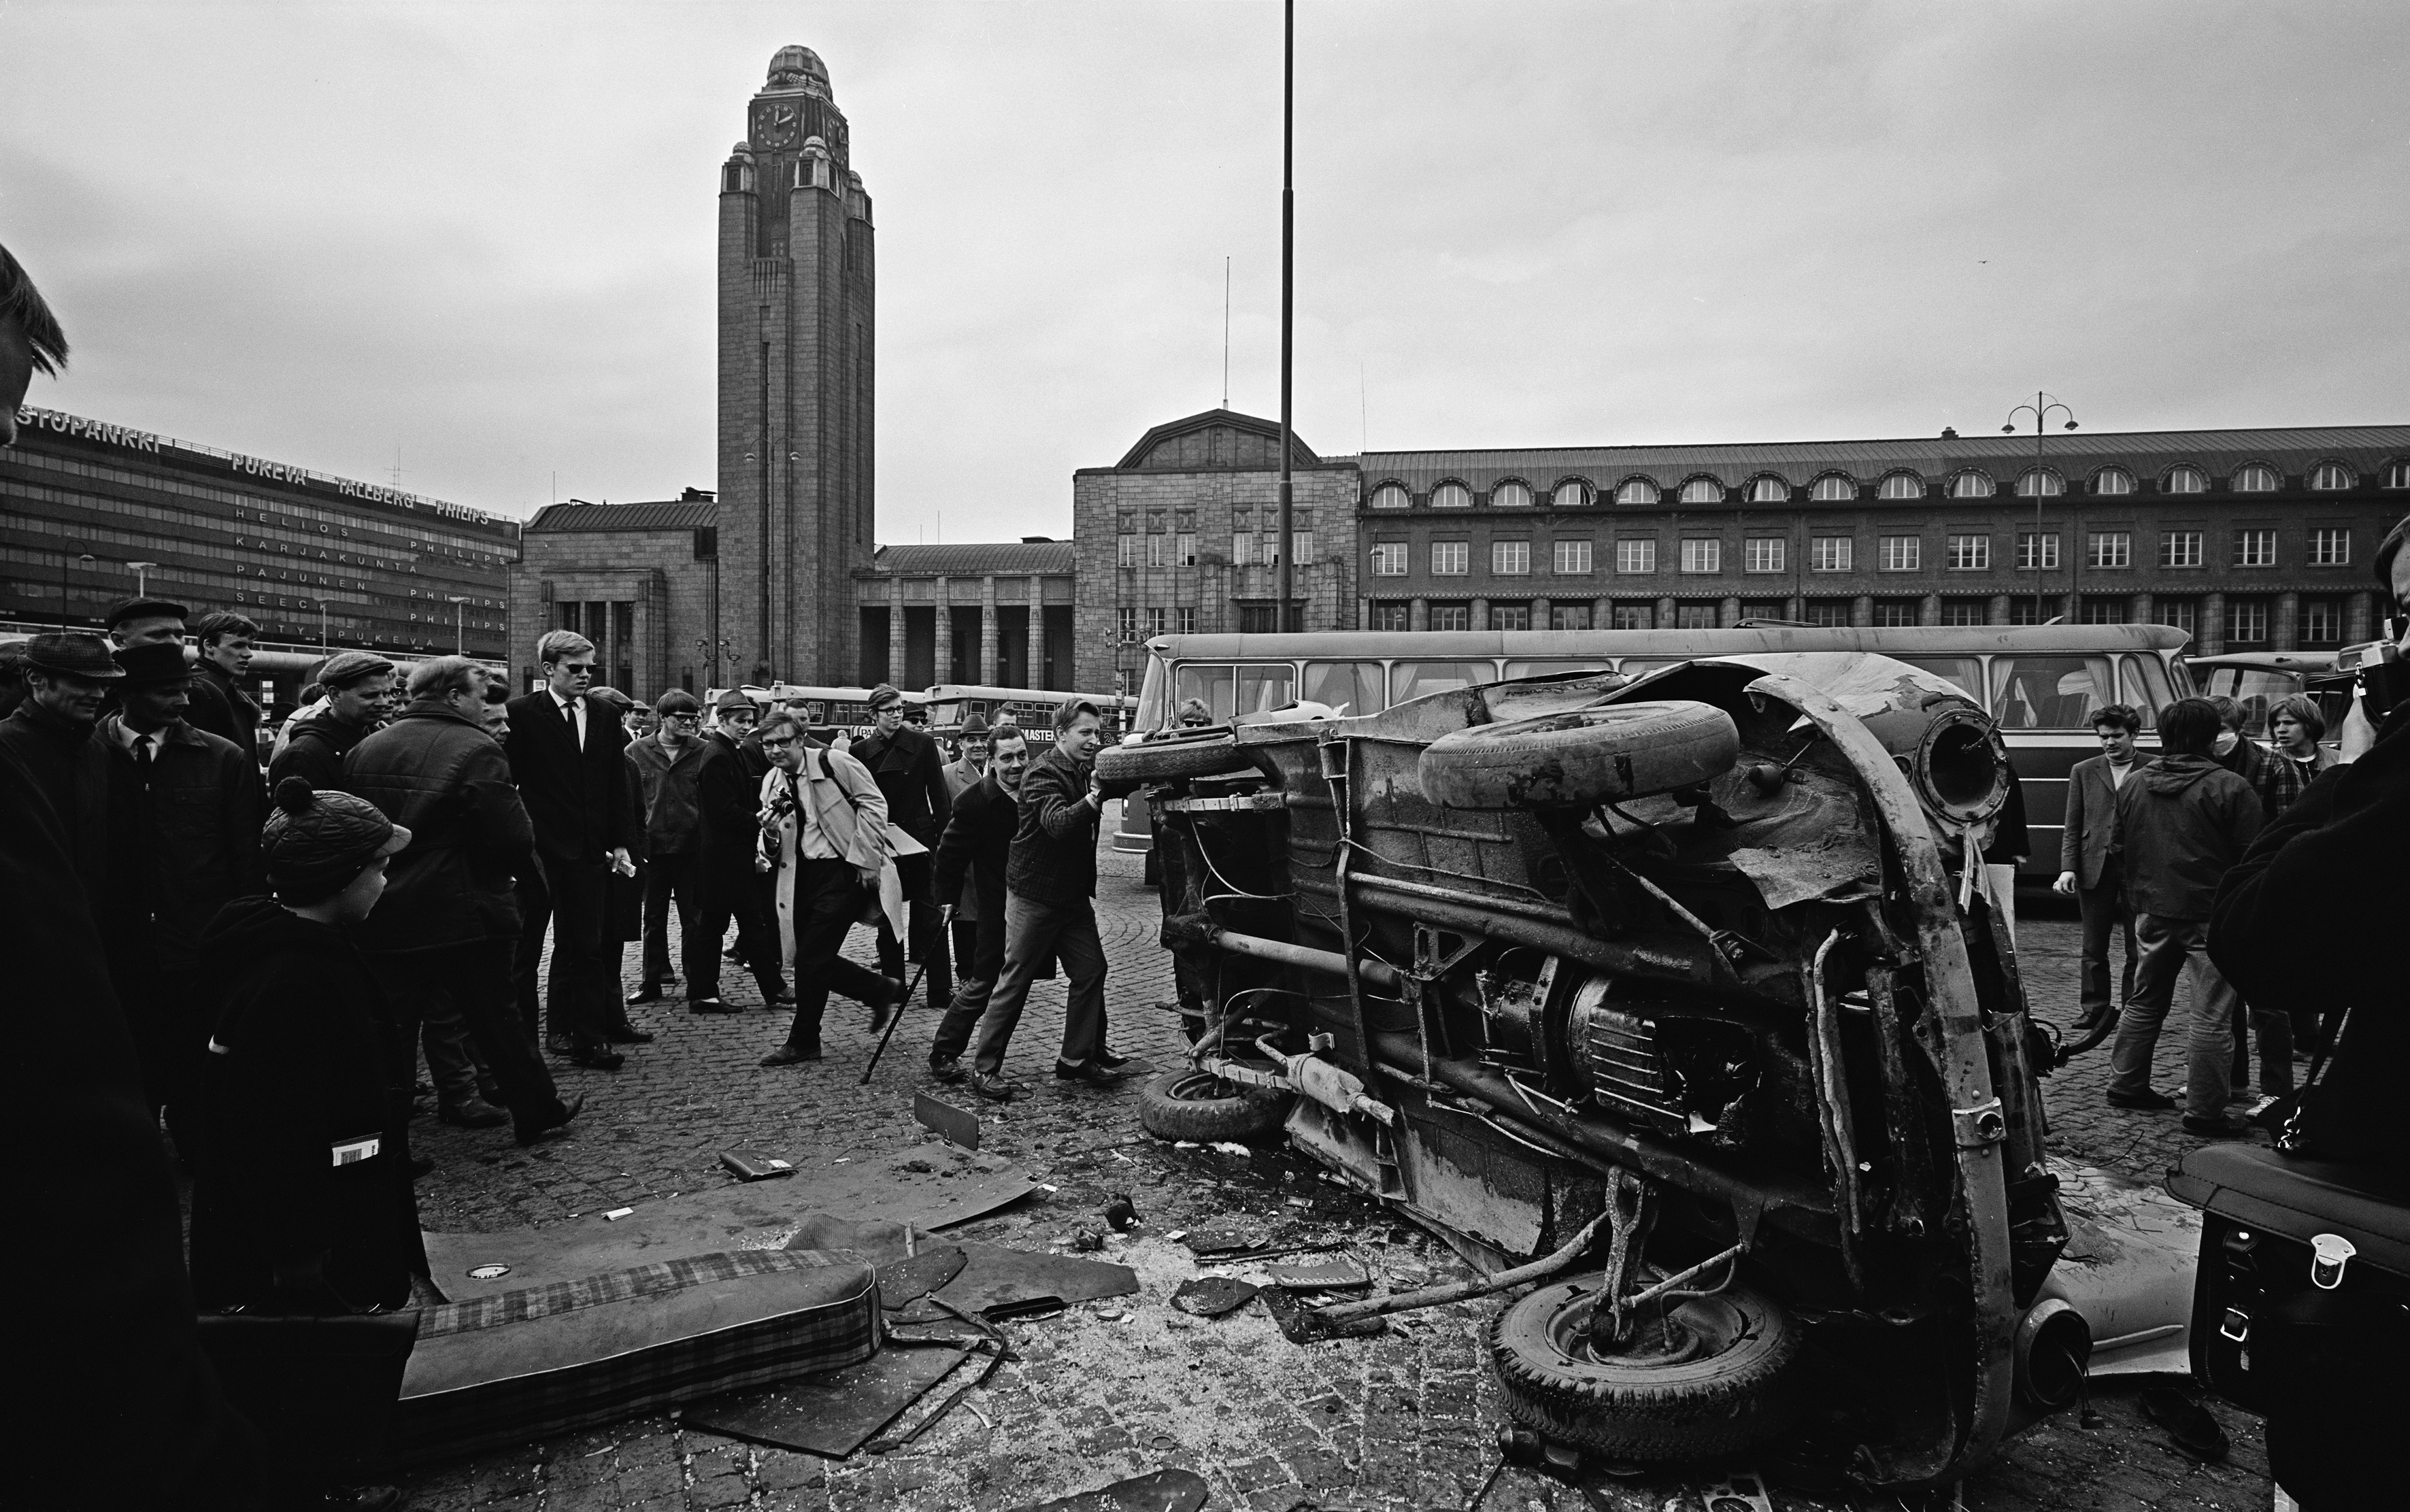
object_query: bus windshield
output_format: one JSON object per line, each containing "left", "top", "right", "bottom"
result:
{"left": 1990, "top": 656, "right": 2115, "bottom": 730}
{"left": 1175, "top": 662, "right": 1296, "bottom": 723}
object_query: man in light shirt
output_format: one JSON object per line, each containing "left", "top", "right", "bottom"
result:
{"left": 753, "top": 712, "right": 904, "bottom": 1065}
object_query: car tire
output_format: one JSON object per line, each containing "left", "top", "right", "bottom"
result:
{"left": 1488, "top": 1273, "right": 1801, "bottom": 1462}
{"left": 1097, "top": 733, "right": 1253, "bottom": 785}
{"left": 1137, "top": 1067, "right": 1292, "bottom": 1143}
{"left": 1418, "top": 701, "right": 1739, "bottom": 809}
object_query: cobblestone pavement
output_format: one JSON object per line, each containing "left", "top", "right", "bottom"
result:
{"left": 395, "top": 836, "right": 2278, "bottom": 1512}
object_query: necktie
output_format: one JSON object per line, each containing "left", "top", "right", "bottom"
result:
{"left": 133, "top": 735, "right": 154, "bottom": 780}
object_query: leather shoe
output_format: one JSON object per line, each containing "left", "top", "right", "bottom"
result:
{"left": 604, "top": 1020, "right": 656, "bottom": 1044}
{"left": 760, "top": 1043, "right": 822, "bottom": 1066}
{"left": 1054, "top": 1060, "right": 1111, "bottom": 1086}
{"left": 970, "top": 1071, "right": 1024, "bottom": 1102}
{"left": 566, "top": 1043, "right": 625, "bottom": 1071}
{"left": 2182, "top": 1113, "right": 2254, "bottom": 1140}
{"left": 1095, "top": 1048, "right": 1133, "bottom": 1073}
{"left": 760, "top": 981, "right": 796, "bottom": 1006}
{"left": 438, "top": 1096, "right": 511, "bottom": 1129}
{"left": 514, "top": 1092, "right": 586, "bottom": 1147}
{"left": 688, "top": 996, "right": 736, "bottom": 1014}
{"left": 2107, "top": 1088, "right": 2175, "bottom": 1111}
{"left": 928, "top": 1057, "right": 967, "bottom": 1084}
{"left": 867, "top": 977, "right": 906, "bottom": 1033}
{"left": 546, "top": 1032, "right": 575, "bottom": 1057}
{"left": 626, "top": 984, "right": 667, "bottom": 1005}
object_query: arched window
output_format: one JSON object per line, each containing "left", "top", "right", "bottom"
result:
{"left": 2384, "top": 461, "right": 2410, "bottom": 490}
{"left": 2307, "top": 463, "right": 2355, "bottom": 491}
{"left": 1490, "top": 480, "right": 1533, "bottom": 509}
{"left": 1679, "top": 477, "right": 1724, "bottom": 505}
{"left": 1430, "top": 482, "right": 1473, "bottom": 509}
{"left": 2232, "top": 465, "right": 2279, "bottom": 492}
{"left": 1367, "top": 482, "right": 1410, "bottom": 510}
{"left": 2094, "top": 468, "right": 2135, "bottom": 495}
{"left": 1812, "top": 475, "right": 1857, "bottom": 501}
{"left": 1611, "top": 478, "right": 1655, "bottom": 506}
{"left": 1951, "top": 472, "right": 1995, "bottom": 499}
{"left": 1878, "top": 473, "right": 1923, "bottom": 501}
{"left": 2015, "top": 470, "right": 2063, "bottom": 497}
{"left": 1747, "top": 477, "right": 1790, "bottom": 503}
{"left": 1554, "top": 479, "right": 1595, "bottom": 508}
{"left": 2164, "top": 465, "right": 2207, "bottom": 494}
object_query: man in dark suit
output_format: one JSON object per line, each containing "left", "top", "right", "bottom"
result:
{"left": 926, "top": 725, "right": 1032, "bottom": 1082}
{"left": 505, "top": 631, "right": 637, "bottom": 1069}
{"left": 849, "top": 684, "right": 953, "bottom": 1010}
{"left": 2052, "top": 704, "right": 2143, "bottom": 1036}
{"left": 686, "top": 689, "right": 788, "bottom": 1011}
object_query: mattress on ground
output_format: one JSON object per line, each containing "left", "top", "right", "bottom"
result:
{"left": 391, "top": 1248, "right": 877, "bottom": 1466}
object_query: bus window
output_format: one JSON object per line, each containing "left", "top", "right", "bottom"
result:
{"left": 1896, "top": 657, "right": 1984, "bottom": 701}
{"left": 1503, "top": 659, "right": 1613, "bottom": 679}
{"left": 1137, "top": 657, "right": 1168, "bottom": 731}
{"left": 1303, "top": 660, "right": 1383, "bottom": 716}
{"left": 1991, "top": 656, "right": 2115, "bottom": 730}
{"left": 2193, "top": 667, "right": 2296, "bottom": 738}
{"left": 1615, "top": 658, "right": 1681, "bottom": 678}
{"left": 2119, "top": 654, "right": 2175, "bottom": 729}
{"left": 1237, "top": 665, "right": 1296, "bottom": 716}
{"left": 1390, "top": 660, "right": 1494, "bottom": 705}
{"left": 1175, "top": 665, "right": 1234, "bottom": 722}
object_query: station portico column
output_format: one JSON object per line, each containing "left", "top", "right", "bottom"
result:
{"left": 888, "top": 576, "right": 907, "bottom": 688}
{"left": 980, "top": 575, "right": 999, "bottom": 685}
{"left": 1026, "top": 577, "right": 1045, "bottom": 689}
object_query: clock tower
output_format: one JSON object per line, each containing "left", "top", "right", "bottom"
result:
{"left": 717, "top": 45, "right": 875, "bottom": 686}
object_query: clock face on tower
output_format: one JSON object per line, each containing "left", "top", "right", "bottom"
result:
{"left": 753, "top": 103, "right": 801, "bottom": 148}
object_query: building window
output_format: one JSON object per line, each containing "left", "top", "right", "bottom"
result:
{"left": 1744, "top": 537, "right": 1786, "bottom": 573}
{"left": 1146, "top": 606, "right": 1167, "bottom": 635}
{"left": 1431, "top": 482, "right": 1472, "bottom": 509}
{"left": 1370, "top": 542, "right": 1407, "bottom": 577}
{"left": 1747, "top": 477, "right": 1788, "bottom": 503}
{"left": 1813, "top": 475, "right": 1858, "bottom": 502}
{"left": 1946, "top": 535, "right": 1990, "bottom": 571}
{"left": 2308, "top": 463, "right": 2354, "bottom": 491}
{"left": 1678, "top": 477, "right": 1724, "bottom": 505}
{"left": 1613, "top": 603, "right": 1655, "bottom": 630}
{"left": 2079, "top": 596, "right": 2127, "bottom": 625}
{"left": 1369, "top": 483, "right": 1410, "bottom": 510}
{"left": 1293, "top": 529, "right": 1316, "bottom": 565}
{"left": 2232, "top": 465, "right": 2279, "bottom": 492}
{"left": 1432, "top": 541, "right": 1469, "bottom": 575}
{"left": 2311, "top": 528, "right": 2350, "bottom": 566}
{"left": 1556, "top": 479, "right": 1596, "bottom": 508}
{"left": 2155, "top": 597, "right": 2198, "bottom": 635}
{"left": 1118, "top": 607, "right": 1139, "bottom": 640}
{"left": 2088, "top": 531, "right": 2132, "bottom": 569}
{"left": 1679, "top": 539, "right": 1722, "bottom": 574}
{"left": 1492, "top": 481, "right": 1533, "bottom": 509}
{"left": 1878, "top": 473, "right": 1923, "bottom": 501}
{"left": 2009, "top": 596, "right": 2064, "bottom": 626}
{"left": 2226, "top": 597, "right": 2271, "bottom": 644}
{"left": 1429, "top": 602, "right": 1472, "bottom": 631}
{"left": 2095, "top": 468, "right": 2135, "bottom": 495}
{"left": 1879, "top": 535, "right": 1921, "bottom": 571}
{"left": 2302, "top": 598, "right": 2345, "bottom": 646}
{"left": 1942, "top": 599, "right": 1989, "bottom": 626}
{"left": 1238, "top": 604, "right": 1279, "bottom": 633}
{"left": 1118, "top": 531, "right": 1141, "bottom": 569}
{"left": 2017, "top": 532, "right": 2060, "bottom": 570}
{"left": 1232, "top": 530, "right": 1256, "bottom": 566}
{"left": 1673, "top": 604, "right": 1715, "bottom": 629}
{"left": 1739, "top": 599, "right": 1786, "bottom": 621}
{"left": 1610, "top": 479, "right": 1654, "bottom": 506}
{"left": 1176, "top": 531, "right": 1196, "bottom": 566}
{"left": 1805, "top": 599, "right": 1850, "bottom": 627}
{"left": 1809, "top": 535, "right": 1853, "bottom": 572}
{"left": 2160, "top": 531, "right": 2203, "bottom": 569}
{"left": 1616, "top": 539, "right": 1657, "bottom": 574}
{"left": 1492, "top": 540, "right": 1531, "bottom": 575}
{"left": 1176, "top": 607, "right": 1197, "bottom": 635}
{"left": 1146, "top": 531, "right": 1169, "bottom": 568}
{"left": 1872, "top": 599, "right": 1918, "bottom": 628}
{"left": 2234, "top": 529, "right": 2277, "bottom": 569}
{"left": 1488, "top": 603, "right": 1530, "bottom": 631}
{"left": 1369, "top": 602, "right": 1408, "bottom": 632}
{"left": 2384, "top": 461, "right": 2410, "bottom": 490}
{"left": 1554, "top": 539, "right": 1594, "bottom": 575}
{"left": 1951, "top": 472, "right": 1995, "bottom": 499}
{"left": 2015, "top": 470, "right": 2063, "bottom": 497}
{"left": 1551, "top": 605, "right": 1593, "bottom": 630}
{"left": 2164, "top": 465, "right": 2207, "bottom": 494}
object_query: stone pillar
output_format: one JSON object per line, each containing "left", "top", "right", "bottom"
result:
{"left": 1531, "top": 596, "right": 1549, "bottom": 627}
{"left": 2275, "top": 591, "right": 2299, "bottom": 652}
{"left": 1919, "top": 594, "right": 1941, "bottom": 626}
{"left": 2203, "top": 592, "right": 2226, "bottom": 656}
{"left": 2131, "top": 593, "right": 2152, "bottom": 627}
{"left": 1026, "top": 577, "right": 1046, "bottom": 689}
{"left": 1594, "top": 597, "right": 1613, "bottom": 628}
{"left": 2347, "top": 590, "right": 2375, "bottom": 643}
{"left": 1471, "top": 596, "right": 1489, "bottom": 631}
{"left": 980, "top": 575, "right": 999, "bottom": 684}
{"left": 1787, "top": 594, "right": 1804, "bottom": 622}
{"left": 1721, "top": 595, "right": 1742, "bottom": 626}
{"left": 1989, "top": 594, "right": 2011, "bottom": 626}
{"left": 887, "top": 575, "right": 906, "bottom": 687}
{"left": 1410, "top": 597, "right": 1428, "bottom": 631}
{"left": 1852, "top": 595, "right": 1873, "bottom": 628}
{"left": 1657, "top": 596, "right": 1677, "bottom": 627}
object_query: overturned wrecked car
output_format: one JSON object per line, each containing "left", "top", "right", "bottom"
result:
{"left": 1102, "top": 653, "right": 2088, "bottom": 1488}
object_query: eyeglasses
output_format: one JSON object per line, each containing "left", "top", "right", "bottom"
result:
{"left": 664, "top": 712, "right": 701, "bottom": 724}
{"left": 759, "top": 736, "right": 794, "bottom": 751}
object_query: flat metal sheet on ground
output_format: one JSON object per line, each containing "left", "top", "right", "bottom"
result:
{"left": 682, "top": 1344, "right": 971, "bottom": 1459}
{"left": 892, "top": 1242, "right": 1138, "bottom": 1323}
{"left": 875, "top": 1247, "right": 969, "bottom": 1311}
{"left": 423, "top": 1144, "right": 1031, "bottom": 1300}
{"left": 1008, "top": 1468, "right": 1209, "bottom": 1512}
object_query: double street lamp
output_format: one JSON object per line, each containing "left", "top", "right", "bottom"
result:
{"left": 447, "top": 596, "right": 471, "bottom": 655}
{"left": 126, "top": 560, "right": 161, "bottom": 597}
{"left": 2003, "top": 393, "right": 2079, "bottom": 626}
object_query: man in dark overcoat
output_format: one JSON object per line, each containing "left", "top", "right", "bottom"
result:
{"left": 849, "top": 683, "right": 953, "bottom": 1009}
{"left": 688, "top": 688, "right": 786, "bottom": 1011}
{"left": 926, "top": 724, "right": 1033, "bottom": 1081}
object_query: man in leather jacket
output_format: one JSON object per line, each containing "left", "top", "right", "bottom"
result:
{"left": 849, "top": 684, "right": 953, "bottom": 1011}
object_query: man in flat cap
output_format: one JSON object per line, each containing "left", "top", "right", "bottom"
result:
{"left": 268, "top": 650, "right": 395, "bottom": 794}
{"left": 688, "top": 688, "right": 788, "bottom": 1011}
{"left": 93, "top": 641, "right": 266, "bottom": 1161}
{"left": 0, "top": 633, "right": 122, "bottom": 901}
{"left": 850, "top": 683, "right": 953, "bottom": 1011}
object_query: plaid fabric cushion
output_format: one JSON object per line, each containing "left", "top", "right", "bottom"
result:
{"left": 392, "top": 1248, "right": 877, "bottom": 1466}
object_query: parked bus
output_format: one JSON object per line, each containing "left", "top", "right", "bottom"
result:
{"left": 922, "top": 684, "right": 1137, "bottom": 738}
{"left": 1112, "top": 624, "right": 2195, "bottom": 885}
{"left": 2187, "top": 652, "right": 2352, "bottom": 744}
{"left": 707, "top": 684, "right": 929, "bottom": 733}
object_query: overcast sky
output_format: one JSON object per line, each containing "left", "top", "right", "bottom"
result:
{"left": 5, "top": 2, "right": 2405, "bottom": 539}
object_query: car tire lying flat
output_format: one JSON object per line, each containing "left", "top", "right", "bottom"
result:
{"left": 1418, "top": 700, "right": 1739, "bottom": 809}
{"left": 1489, "top": 1273, "right": 1801, "bottom": 1462}
{"left": 1136, "top": 1067, "right": 1292, "bottom": 1143}
{"left": 1097, "top": 733, "right": 1254, "bottom": 785}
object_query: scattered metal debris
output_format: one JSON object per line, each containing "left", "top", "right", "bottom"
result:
{"left": 1170, "top": 1275, "right": 1259, "bottom": 1317}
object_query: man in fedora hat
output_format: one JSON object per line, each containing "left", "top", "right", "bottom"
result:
{"left": 0, "top": 632, "right": 123, "bottom": 900}
{"left": 93, "top": 641, "right": 265, "bottom": 1159}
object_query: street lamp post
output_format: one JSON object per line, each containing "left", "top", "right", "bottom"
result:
{"left": 126, "top": 560, "right": 161, "bottom": 597}
{"left": 60, "top": 552, "right": 95, "bottom": 631}
{"left": 2002, "top": 392, "right": 2078, "bottom": 625}
{"left": 447, "top": 596, "right": 470, "bottom": 655}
